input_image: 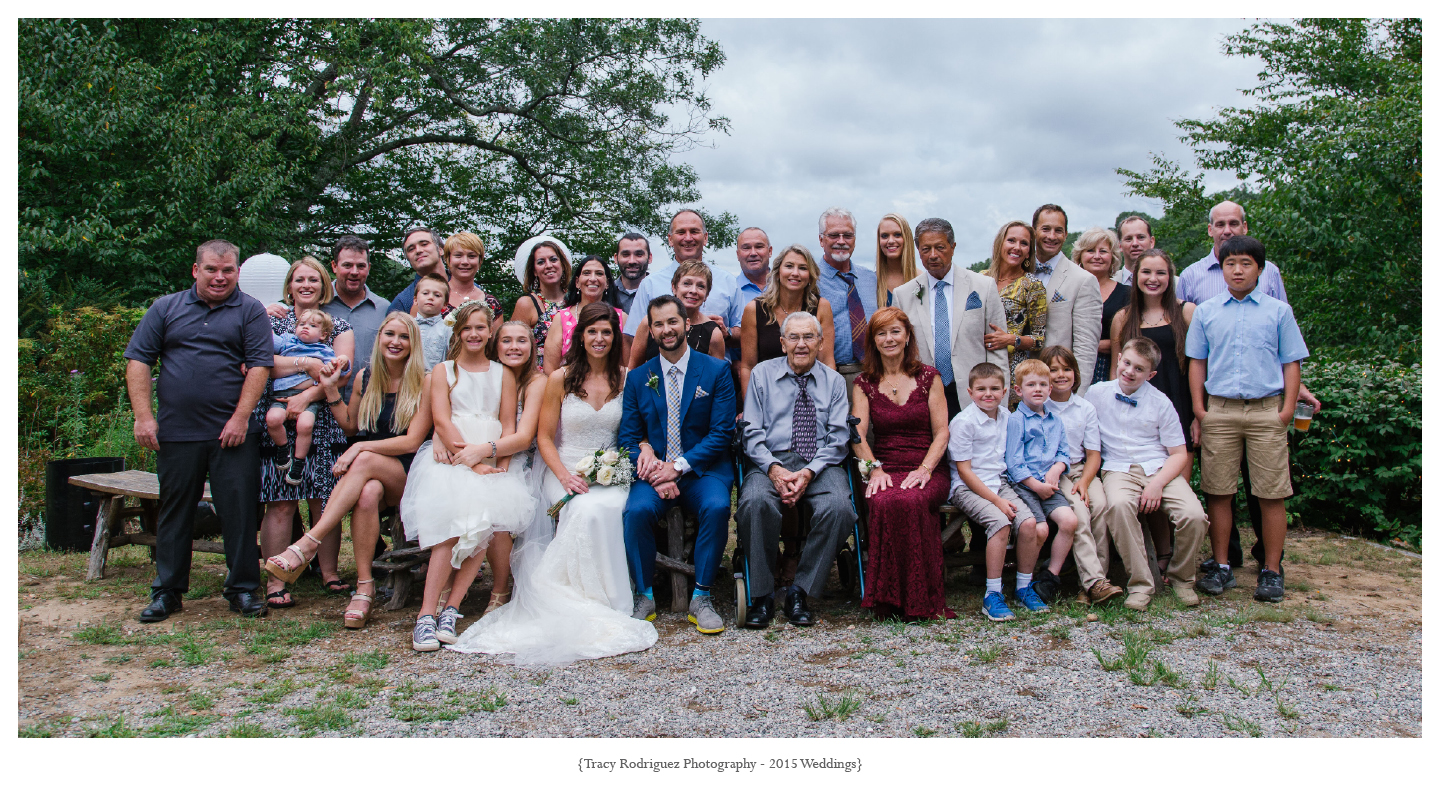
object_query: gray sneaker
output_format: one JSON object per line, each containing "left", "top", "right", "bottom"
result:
{"left": 687, "top": 594, "right": 724, "bottom": 634}
{"left": 412, "top": 614, "right": 440, "bottom": 652}
{"left": 632, "top": 594, "right": 656, "bottom": 622}
{"left": 435, "top": 606, "right": 460, "bottom": 644}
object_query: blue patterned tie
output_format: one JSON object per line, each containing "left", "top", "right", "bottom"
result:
{"left": 1115, "top": 392, "right": 1138, "bottom": 407}
{"left": 934, "top": 281, "right": 953, "bottom": 386}
{"left": 665, "top": 366, "right": 682, "bottom": 461}
{"left": 837, "top": 271, "right": 866, "bottom": 363}
{"left": 792, "top": 373, "right": 818, "bottom": 460}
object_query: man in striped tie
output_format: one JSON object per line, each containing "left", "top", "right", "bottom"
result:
{"left": 814, "top": 206, "right": 878, "bottom": 399}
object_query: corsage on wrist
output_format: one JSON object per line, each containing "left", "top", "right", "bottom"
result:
{"left": 858, "top": 459, "right": 882, "bottom": 481}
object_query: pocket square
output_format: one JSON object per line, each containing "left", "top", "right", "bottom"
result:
{"left": 1050, "top": 291, "right": 1067, "bottom": 304}
{"left": 694, "top": 386, "right": 710, "bottom": 399}
{"left": 964, "top": 291, "right": 982, "bottom": 310}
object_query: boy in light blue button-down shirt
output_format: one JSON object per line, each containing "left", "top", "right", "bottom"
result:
{"left": 1187, "top": 235, "right": 1308, "bottom": 604}
{"left": 1003, "top": 358, "right": 1079, "bottom": 610}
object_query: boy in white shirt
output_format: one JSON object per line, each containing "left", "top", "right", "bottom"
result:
{"left": 947, "top": 362, "right": 1038, "bottom": 622}
{"left": 1039, "top": 345, "right": 1124, "bottom": 606}
{"left": 1085, "top": 337, "right": 1208, "bottom": 611}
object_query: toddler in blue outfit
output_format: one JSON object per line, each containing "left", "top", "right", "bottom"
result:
{"left": 266, "top": 309, "right": 350, "bottom": 485}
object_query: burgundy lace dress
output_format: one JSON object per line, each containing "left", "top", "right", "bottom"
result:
{"left": 857, "top": 366, "right": 954, "bottom": 619}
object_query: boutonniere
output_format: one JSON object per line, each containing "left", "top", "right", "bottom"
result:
{"left": 916, "top": 284, "right": 925, "bottom": 304}
{"left": 694, "top": 385, "right": 709, "bottom": 399}
{"left": 646, "top": 373, "right": 660, "bottom": 392}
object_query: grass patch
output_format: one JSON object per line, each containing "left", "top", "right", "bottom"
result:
{"left": 72, "top": 623, "right": 125, "bottom": 645}
{"left": 1221, "top": 712, "right": 1263, "bottom": 737}
{"left": 224, "top": 722, "right": 274, "bottom": 737}
{"left": 103, "top": 653, "right": 133, "bottom": 665}
{"left": 345, "top": 649, "right": 390, "bottom": 672}
{"left": 803, "top": 690, "right": 863, "bottom": 722}
{"left": 390, "top": 688, "right": 505, "bottom": 723}
{"left": 1046, "top": 622, "right": 1071, "bottom": 640}
{"left": 956, "top": 718, "right": 1008, "bottom": 737}
{"left": 90, "top": 673, "right": 113, "bottom": 683}
{"left": 559, "top": 696, "right": 579, "bottom": 706}
{"left": 1176, "top": 695, "right": 1208, "bottom": 718}
{"left": 148, "top": 658, "right": 173, "bottom": 668}
{"left": 1301, "top": 607, "right": 1334, "bottom": 624}
{"left": 285, "top": 704, "right": 353, "bottom": 734}
{"left": 1203, "top": 661, "right": 1220, "bottom": 690}
{"left": 86, "top": 716, "right": 137, "bottom": 738}
{"left": 147, "top": 706, "right": 220, "bottom": 737}
{"left": 186, "top": 692, "right": 215, "bottom": 711}
{"left": 249, "top": 679, "right": 298, "bottom": 705}
{"left": 911, "top": 725, "right": 937, "bottom": 737}
{"left": 1094, "top": 632, "right": 1150, "bottom": 672}
{"left": 19, "top": 724, "right": 53, "bottom": 738}
{"left": 333, "top": 688, "right": 372, "bottom": 710}
{"left": 1129, "top": 660, "right": 1187, "bottom": 689}
{"left": 390, "top": 680, "right": 436, "bottom": 701}
{"left": 1277, "top": 697, "right": 1300, "bottom": 720}
{"left": 968, "top": 645, "right": 1003, "bottom": 665}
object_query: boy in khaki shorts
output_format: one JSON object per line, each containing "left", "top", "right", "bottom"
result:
{"left": 1187, "top": 235, "right": 1308, "bottom": 603}
{"left": 1086, "top": 337, "right": 1208, "bottom": 611}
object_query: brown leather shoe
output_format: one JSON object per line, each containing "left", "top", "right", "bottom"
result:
{"left": 1087, "top": 580, "right": 1125, "bottom": 605}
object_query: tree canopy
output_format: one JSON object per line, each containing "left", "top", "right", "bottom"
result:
{"left": 19, "top": 18, "right": 734, "bottom": 326}
{"left": 1118, "top": 18, "right": 1420, "bottom": 361}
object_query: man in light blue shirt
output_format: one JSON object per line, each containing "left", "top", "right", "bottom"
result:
{"left": 814, "top": 207, "right": 878, "bottom": 373}
{"left": 622, "top": 210, "right": 740, "bottom": 338}
{"left": 727, "top": 226, "right": 771, "bottom": 361}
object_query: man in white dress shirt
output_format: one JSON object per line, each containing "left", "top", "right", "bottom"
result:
{"left": 1115, "top": 215, "right": 1156, "bottom": 286}
{"left": 891, "top": 218, "right": 1006, "bottom": 417}
{"left": 1030, "top": 204, "right": 1103, "bottom": 395}
{"left": 621, "top": 210, "right": 740, "bottom": 340}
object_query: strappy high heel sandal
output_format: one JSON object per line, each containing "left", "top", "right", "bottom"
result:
{"left": 344, "top": 579, "right": 375, "bottom": 629}
{"left": 482, "top": 589, "right": 512, "bottom": 616}
{"left": 264, "top": 533, "right": 321, "bottom": 584}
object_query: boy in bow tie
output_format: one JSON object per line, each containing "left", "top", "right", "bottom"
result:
{"left": 412, "top": 273, "right": 452, "bottom": 369}
{"left": 1084, "top": 337, "right": 1208, "bottom": 611}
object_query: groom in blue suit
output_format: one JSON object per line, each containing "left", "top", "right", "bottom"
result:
{"left": 619, "top": 295, "right": 736, "bottom": 634}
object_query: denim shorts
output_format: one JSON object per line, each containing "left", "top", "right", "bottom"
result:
{"left": 1014, "top": 482, "right": 1071, "bottom": 524}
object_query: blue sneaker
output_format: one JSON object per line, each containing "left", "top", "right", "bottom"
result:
{"left": 1015, "top": 586, "right": 1050, "bottom": 613}
{"left": 981, "top": 592, "right": 1015, "bottom": 622}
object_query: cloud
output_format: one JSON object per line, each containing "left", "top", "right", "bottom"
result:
{"left": 675, "top": 18, "right": 1261, "bottom": 274}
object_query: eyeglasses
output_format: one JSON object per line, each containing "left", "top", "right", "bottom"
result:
{"left": 784, "top": 333, "right": 820, "bottom": 343}
{"left": 823, "top": 233, "right": 856, "bottom": 242}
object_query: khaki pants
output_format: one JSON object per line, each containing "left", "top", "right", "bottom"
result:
{"left": 1063, "top": 472, "right": 1109, "bottom": 590}
{"left": 1099, "top": 465, "right": 1208, "bottom": 601}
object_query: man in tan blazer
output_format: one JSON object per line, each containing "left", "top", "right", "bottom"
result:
{"left": 1032, "top": 204, "right": 1103, "bottom": 393}
{"left": 892, "top": 217, "right": 1006, "bottom": 417}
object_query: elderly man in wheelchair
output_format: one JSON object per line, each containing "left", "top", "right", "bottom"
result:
{"left": 735, "top": 311, "right": 858, "bottom": 628}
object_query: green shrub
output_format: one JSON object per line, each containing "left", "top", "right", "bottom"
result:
{"left": 1290, "top": 356, "right": 1420, "bottom": 549}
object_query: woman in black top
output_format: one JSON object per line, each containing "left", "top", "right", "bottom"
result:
{"left": 1071, "top": 227, "right": 1130, "bottom": 384}
{"left": 738, "top": 244, "right": 836, "bottom": 399}
{"left": 628, "top": 260, "right": 726, "bottom": 367}
{"left": 264, "top": 312, "right": 435, "bottom": 630}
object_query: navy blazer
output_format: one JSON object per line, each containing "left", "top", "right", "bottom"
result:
{"left": 618, "top": 351, "right": 735, "bottom": 484}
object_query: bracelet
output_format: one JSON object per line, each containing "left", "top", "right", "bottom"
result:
{"left": 325, "top": 396, "right": 342, "bottom": 407}
{"left": 489, "top": 441, "right": 498, "bottom": 459}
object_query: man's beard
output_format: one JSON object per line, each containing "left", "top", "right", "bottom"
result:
{"left": 659, "top": 330, "right": 686, "bottom": 351}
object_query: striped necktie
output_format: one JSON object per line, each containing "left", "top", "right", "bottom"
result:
{"left": 836, "top": 270, "right": 866, "bottom": 363}
{"left": 665, "top": 365, "right": 682, "bottom": 462}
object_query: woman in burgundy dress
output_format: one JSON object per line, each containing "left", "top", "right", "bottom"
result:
{"left": 850, "top": 307, "right": 953, "bottom": 620}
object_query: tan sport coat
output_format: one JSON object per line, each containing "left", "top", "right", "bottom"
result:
{"left": 1042, "top": 256, "right": 1103, "bottom": 394}
{"left": 892, "top": 267, "right": 1008, "bottom": 408}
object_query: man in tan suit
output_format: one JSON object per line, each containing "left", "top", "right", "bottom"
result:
{"left": 892, "top": 217, "right": 1006, "bottom": 418}
{"left": 1032, "top": 204, "right": 1103, "bottom": 394}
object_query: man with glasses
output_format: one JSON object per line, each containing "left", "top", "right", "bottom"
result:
{"left": 813, "top": 207, "right": 878, "bottom": 393}
{"left": 736, "top": 311, "right": 856, "bottom": 629}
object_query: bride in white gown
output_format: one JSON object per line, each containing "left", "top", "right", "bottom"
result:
{"left": 450, "top": 303, "right": 657, "bottom": 663}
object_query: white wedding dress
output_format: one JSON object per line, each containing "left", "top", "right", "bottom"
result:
{"left": 449, "top": 392, "right": 658, "bottom": 664}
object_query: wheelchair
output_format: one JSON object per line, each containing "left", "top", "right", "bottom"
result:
{"left": 730, "top": 416, "right": 868, "bottom": 626}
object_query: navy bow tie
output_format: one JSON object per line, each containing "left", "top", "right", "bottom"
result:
{"left": 1115, "top": 393, "right": 1138, "bottom": 407}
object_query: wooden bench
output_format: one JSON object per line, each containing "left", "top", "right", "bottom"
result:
{"left": 71, "top": 470, "right": 217, "bottom": 582}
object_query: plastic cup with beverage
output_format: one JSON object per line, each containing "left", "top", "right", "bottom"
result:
{"left": 1293, "top": 402, "right": 1314, "bottom": 432}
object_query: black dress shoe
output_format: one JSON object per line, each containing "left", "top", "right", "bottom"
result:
{"left": 1032, "top": 567, "right": 1060, "bottom": 604}
{"left": 784, "top": 587, "right": 814, "bottom": 627}
{"left": 139, "top": 591, "right": 182, "bottom": 623}
{"left": 226, "top": 591, "right": 268, "bottom": 617}
{"left": 744, "top": 596, "right": 774, "bottom": 629}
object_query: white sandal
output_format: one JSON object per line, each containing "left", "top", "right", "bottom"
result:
{"left": 344, "top": 579, "right": 375, "bottom": 629}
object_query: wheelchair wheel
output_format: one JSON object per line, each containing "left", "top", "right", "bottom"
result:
{"left": 837, "top": 546, "right": 857, "bottom": 595}
{"left": 733, "top": 575, "right": 748, "bottom": 626}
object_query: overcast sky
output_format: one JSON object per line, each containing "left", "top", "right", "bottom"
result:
{"left": 658, "top": 18, "right": 1263, "bottom": 275}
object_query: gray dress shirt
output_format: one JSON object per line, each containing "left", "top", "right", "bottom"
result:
{"left": 742, "top": 357, "right": 850, "bottom": 476}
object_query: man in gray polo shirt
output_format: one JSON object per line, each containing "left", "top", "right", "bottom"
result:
{"left": 323, "top": 234, "right": 391, "bottom": 368}
{"left": 124, "top": 240, "right": 275, "bottom": 622}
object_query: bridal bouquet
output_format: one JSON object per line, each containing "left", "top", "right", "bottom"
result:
{"left": 546, "top": 447, "right": 635, "bottom": 519}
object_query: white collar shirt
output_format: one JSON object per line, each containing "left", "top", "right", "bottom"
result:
{"left": 946, "top": 402, "right": 1009, "bottom": 496}
{"left": 1046, "top": 395, "right": 1101, "bottom": 471}
{"left": 1084, "top": 380, "right": 1186, "bottom": 475}
{"left": 925, "top": 266, "right": 957, "bottom": 341}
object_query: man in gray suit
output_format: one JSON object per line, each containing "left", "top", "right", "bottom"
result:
{"left": 1031, "top": 204, "right": 1104, "bottom": 394}
{"left": 736, "top": 311, "right": 857, "bottom": 629}
{"left": 891, "top": 217, "right": 1006, "bottom": 418}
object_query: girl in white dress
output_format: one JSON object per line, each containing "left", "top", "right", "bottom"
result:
{"left": 401, "top": 302, "right": 536, "bottom": 651}
{"left": 450, "top": 302, "right": 658, "bottom": 664}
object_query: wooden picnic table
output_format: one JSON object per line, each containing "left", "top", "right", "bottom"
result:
{"left": 69, "top": 470, "right": 220, "bottom": 581}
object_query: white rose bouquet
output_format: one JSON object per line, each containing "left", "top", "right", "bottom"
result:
{"left": 547, "top": 446, "right": 635, "bottom": 519}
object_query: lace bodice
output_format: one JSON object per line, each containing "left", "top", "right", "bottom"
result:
{"left": 556, "top": 392, "right": 623, "bottom": 471}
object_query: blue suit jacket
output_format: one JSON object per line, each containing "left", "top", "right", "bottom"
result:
{"left": 619, "top": 352, "right": 735, "bottom": 484}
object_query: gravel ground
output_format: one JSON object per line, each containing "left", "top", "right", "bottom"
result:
{"left": 18, "top": 530, "right": 1422, "bottom": 738}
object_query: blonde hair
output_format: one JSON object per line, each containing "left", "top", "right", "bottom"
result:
{"left": 874, "top": 213, "right": 917, "bottom": 306}
{"left": 671, "top": 260, "right": 713, "bottom": 292}
{"left": 443, "top": 232, "right": 486, "bottom": 261}
{"left": 1013, "top": 358, "right": 1052, "bottom": 385}
{"left": 357, "top": 312, "right": 427, "bottom": 435}
{"left": 282, "top": 256, "right": 335, "bottom": 305}
{"left": 294, "top": 308, "right": 334, "bottom": 337}
{"left": 1071, "top": 227, "right": 1121, "bottom": 276}
{"left": 1121, "top": 336, "right": 1163, "bottom": 372}
{"left": 986, "top": 222, "right": 1036, "bottom": 277}
{"left": 756, "top": 244, "right": 821, "bottom": 321}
